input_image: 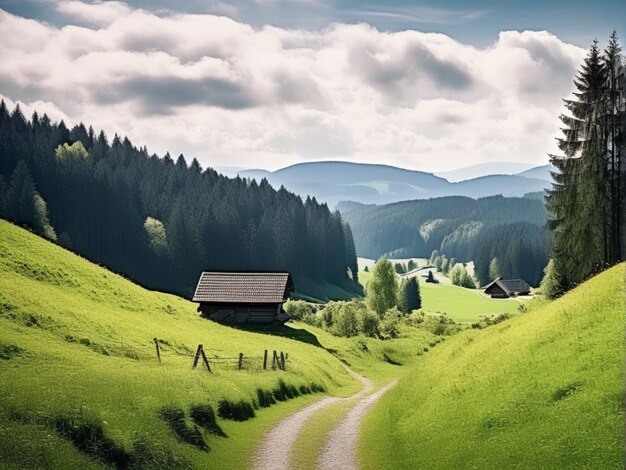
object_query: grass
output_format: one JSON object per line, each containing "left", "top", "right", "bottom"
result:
{"left": 360, "top": 263, "right": 625, "bottom": 469}
{"left": 358, "top": 261, "right": 519, "bottom": 323}
{"left": 0, "top": 220, "right": 361, "bottom": 468}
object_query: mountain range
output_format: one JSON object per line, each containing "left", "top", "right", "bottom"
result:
{"left": 231, "top": 161, "right": 555, "bottom": 208}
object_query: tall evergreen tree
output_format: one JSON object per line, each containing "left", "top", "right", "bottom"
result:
{"left": 547, "top": 35, "right": 624, "bottom": 292}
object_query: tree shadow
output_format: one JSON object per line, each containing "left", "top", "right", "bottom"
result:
{"left": 229, "top": 323, "right": 324, "bottom": 348}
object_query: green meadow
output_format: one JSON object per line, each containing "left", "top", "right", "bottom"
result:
{"left": 0, "top": 220, "right": 436, "bottom": 469}
{"left": 0, "top": 220, "right": 361, "bottom": 469}
{"left": 360, "top": 263, "right": 625, "bottom": 469}
{"left": 358, "top": 262, "right": 519, "bottom": 322}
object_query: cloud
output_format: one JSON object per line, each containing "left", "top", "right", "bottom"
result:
{"left": 0, "top": 4, "right": 586, "bottom": 171}
{"left": 56, "top": 1, "right": 132, "bottom": 26}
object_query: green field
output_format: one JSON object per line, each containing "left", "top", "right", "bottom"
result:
{"left": 0, "top": 220, "right": 363, "bottom": 469}
{"left": 358, "top": 264, "right": 519, "bottom": 323}
{"left": 360, "top": 263, "right": 625, "bottom": 469}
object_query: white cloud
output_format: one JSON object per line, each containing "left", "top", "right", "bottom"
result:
{"left": 0, "top": 4, "right": 586, "bottom": 171}
{"left": 56, "top": 1, "right": 132, "bottom": 26}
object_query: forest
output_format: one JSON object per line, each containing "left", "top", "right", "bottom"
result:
{"left": 341, "top": 195, "right": 550, "bottom": 286}
{"left": 0, "top": 103, "right": 360, "bottom": 299}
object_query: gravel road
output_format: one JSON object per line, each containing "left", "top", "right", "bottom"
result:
{"left": 251, "top": 368, "right": 372, "bottom": 470}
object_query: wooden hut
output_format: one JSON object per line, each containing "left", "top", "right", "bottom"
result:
{"left": 483, "top": 277, "right": 531, "bottom": 298}
{"left": 193, "top": 271, "right": 293, "bottom": 324}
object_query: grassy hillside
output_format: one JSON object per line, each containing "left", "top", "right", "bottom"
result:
{"left": 360, "top": 264, "right": 625, "bottom": 469}
{"left": 0, "top": 220, "right": 360, "bottom": 469}
{"left": 358, "top": 262, "right": 519, "bottom": 323}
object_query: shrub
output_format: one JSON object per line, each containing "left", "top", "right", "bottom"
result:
{"left": 358, "top": 308, "right": 380, "bottom": 338}
{"left": 129, "top": 438, "right": 192, "bottom": 470}
{"left": 421, "top": 313, "right": 462, "bottom": 336}
{"left": 471, "top": 312, "right": 515, "bottom": 329}
{"left": 54, "top": 414, "right": 130, "bottom": 466}
{"left": 379, "top": 308, "right": 401, "bottom": 339}
{"left": 256, "top": 388, "right": 276, "bottom": 408}
{"left": 284, "top": 300, "right": 316, "bottom": 321}
{"left": 159, "top": 406, "right": 208, "bottom": 451}
{"left": 331, "top": 302, "right": 361, "bottom": 337}
{"left": 189, "top": 403, "right": 226, "bottom": 437}
{"left": 216, "top": 400, "right": 255, "bottom": 422}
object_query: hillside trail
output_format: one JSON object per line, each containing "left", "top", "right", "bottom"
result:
{"left": 317, "top": 379, "right": 398, "bottom": 470}
{"left": 251, "top": 367, "right": 397, "bottom": 470}
{"left": 251, "top": 367, "right": 372, "bottom": 470}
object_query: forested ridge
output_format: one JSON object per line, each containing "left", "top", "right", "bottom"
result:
{"left": 0, "top": 102, "right": 360, "bottom": 299}
{"left": 342, "top": 195, "right": 550, "bottom": 286}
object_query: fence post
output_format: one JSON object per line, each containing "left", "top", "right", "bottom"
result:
{"left": 200, "top": 346, "right": 212, "bottom": 373}
{"left": 272, "top": 350, "right": 277, "bottom": 370}
{"left": 280, "top": 351, "right": 285, "bottom": 371}
{"left": 238, "top": 352, "right": 244, "bottom": 371}
{"left": 153, "top": 337, "right": 161, "bottom": 363}
{"left": 263, "top": 350, "right": 268, "bottom": 370}
{"left": 192, "top": 344, "right": 203, "bottom": 369}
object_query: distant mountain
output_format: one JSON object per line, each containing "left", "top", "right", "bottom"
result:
{"left": 235, "top": 161, "right": 552, "bottom": 208}
{"left": 516, "top": 164, "right": 556, "bottom": 182}
{"left": 435, "top": 162, "right": 537, "bottom": 182}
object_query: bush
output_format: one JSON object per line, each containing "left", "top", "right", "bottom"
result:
{"left": 159, "top": 406, "right": 208, "bottom": 451}
{"left": 189, "top": 403, "right": 226, "bottom": 436}
{"left": 359, "top": 308, "right": 380, "bottom": 338}
{"left": 129, "top": 438, "right": 192, "bottom": 470}
{"left": 331, "top": 302, "right": 361, "bottom": 337}
{"left": 379, "top": 308, "right": 401, "bottom": 339}
{"left": 421, "top": 313, "right": 462, "bottom": 336}
{"left": 216, "top": 400, "right": 255, "bottom": 422}
{"left": 471, "top": 312, "right": 515, "bottom": 329}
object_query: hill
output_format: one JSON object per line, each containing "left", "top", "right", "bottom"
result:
{"left": 435, "top": 162, "right": 536, "bottom": 182}
{"left": 360, "top": 264, "right": 625, "bottom": 469}
{"left": 238, "top": 161, "right": 551, "bottom": 208}
{"left": 516, "top": 164, "right": 556, "bottom": 181}
{"left": 0, "top": 220, "right": 360, "bottom": 468}
{"left": 342, "top": 195, "right": 550, "bottom": 285}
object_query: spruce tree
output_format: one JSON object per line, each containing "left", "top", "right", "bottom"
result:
{"left": 547, "top": 39, "right": 612, "bottom": 289}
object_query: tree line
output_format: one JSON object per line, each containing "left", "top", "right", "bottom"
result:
{"left": 545, "top": 32, "right": 625, "bottom": 297}
{"left": 343, "top": 194, "right": 550, "bottom": 286}
{"left": 0, "top": 103, "right": 360, "bottom": 298}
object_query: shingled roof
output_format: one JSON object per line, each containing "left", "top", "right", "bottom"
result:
{"left": 483, "top": 277, "right": 531, "bottom": 296}
{"left": 192, "top": 272, "right": 293, "bottom": 303}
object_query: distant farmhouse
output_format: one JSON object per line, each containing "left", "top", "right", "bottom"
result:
{"left": 483, "top": 278, "right": 531, "bottom": 298}
{"left": 193, "top": 272, "right": 293, "bottom": 324}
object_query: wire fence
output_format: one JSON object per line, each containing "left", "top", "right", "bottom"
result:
{"left": 152, "top": 338, "right": 288, "bottom": 373}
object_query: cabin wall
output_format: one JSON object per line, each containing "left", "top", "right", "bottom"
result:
{"left": 198, "top": 303, "right": 281, "bottom": 324}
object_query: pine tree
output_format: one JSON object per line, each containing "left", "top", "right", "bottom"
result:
{"left": 488, "top": 257, "right": 501, "bottom": 280}
{"left": 398, "top": 277, "right": 421, "bottom": 313}
{"left": 546, "top": 38, "right": 615, "bottom": 290}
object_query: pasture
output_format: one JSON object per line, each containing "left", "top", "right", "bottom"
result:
{"left": 360, "top": 263, "right": 625, "bottom": 469}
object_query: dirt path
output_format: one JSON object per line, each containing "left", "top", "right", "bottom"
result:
{"left": 251, "top": 368, "right": 372, "bottom": 470}
{"left": 318, "top": 379, "right": 398, "bottom": 470}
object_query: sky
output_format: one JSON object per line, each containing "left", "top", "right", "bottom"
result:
{"left": 0, "top": 0, "right": 623, "bottom": 172}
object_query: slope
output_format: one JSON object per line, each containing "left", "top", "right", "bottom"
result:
{"left": 0, "top": 220, "right": 359, "bottom": 469}
{"left": 360, "top": 263, "right": 625, "bottom": 469}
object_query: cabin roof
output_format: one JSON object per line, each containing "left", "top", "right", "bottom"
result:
{"left": 192, "top": 271, "right": 293, "bottom": 304}
{"left": 483, "top": 277, "right": 530, "bottom": 295}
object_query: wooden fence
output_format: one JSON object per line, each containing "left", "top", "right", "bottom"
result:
{"left": 153, "top": 338, "right": 288, "bottom": 374}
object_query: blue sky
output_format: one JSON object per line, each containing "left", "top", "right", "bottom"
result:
{"left": 2, "top": 0, "right": 623, "bottom": 46}
{"left": 0, "top": 1, "right": 622, "bottom": 171}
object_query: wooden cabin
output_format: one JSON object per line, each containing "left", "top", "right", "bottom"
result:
{"left": 483, "top": 277, "right": 531, "bottom": 298}
{"left": 193, "top": 271, "right": 293, "bottom": 324}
